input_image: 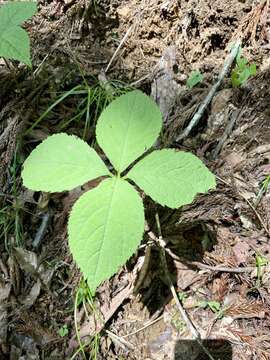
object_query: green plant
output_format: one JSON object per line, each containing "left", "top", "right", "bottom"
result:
{"left": 26, "top": 79, "right": 129, "bottom": 141}
{"left": 22, "top": 90, "right": 216, "bottom": 292}
{"left": 261, "top": 174, "right": 270, "bottom": 190}
{"left": 177, "top": 291, "right": 187, "bottom": 302}
{"left": 187, "top": 70, "right": 203, "bottom": 89}
{"left": 255, "top": 173, "right": 270, "bottom": 206}
{"left": 200, "top": 300, "right": 221, "bottom": 313}
{"left": 231, "top": 49, "right": 256, "bottom": 87}
{"left": 58, "top": 324, "right": 69, "bottom": 337}
{"left": 0, "top": 1, "right": 37, "bottom": 66}
{"left": 199, "top": 300, "right": 224, "bottom": 319}
{"left": 255, "top": 253, "right": 268, "bottom": 286}
{"left": 72, "top": 279, "right": 101, "bottom": 359}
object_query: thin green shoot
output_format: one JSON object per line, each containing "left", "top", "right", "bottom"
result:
{"left": 255, "top": 174, "right": 270, "bottom": 207}
{"left": 261, "top": 174, "right": 270, "bottom": 192}
{"left": 255, "top": 253, "right": 268, "bottom": 287}
{"left": 72, "top": 279, "right": 101, "bottom": 359}
{"left": 70, "top": 341, "right": 90, "bottom": 360}
{"left": 58, "top": 108, "right": 87, "bottom": 131}
{"left": 89, "top": 333, "right": 101, "bottom": 360}
{"left": 25, "top": 84, "right": 85, "bottom": 135}
{"left": 25, "top": 79, "right": 129, "bottom": 142}
{"left": 83, "top": 88, "right": 92, "bottom": 140}
{"left": 74, "top": 285, "right": 88, "bottom": 360}
{"left": 90, "top": 0, "right": 101, "bottom": 16}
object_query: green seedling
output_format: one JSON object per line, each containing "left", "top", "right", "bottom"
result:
{"left": 255, "top": 173, "right": 270, "bottom": 207}
{"left": 22, "top": 90, "right": 216, "bottom": 293}
{"left": 73, "top": 282, "right": 89, "bottom": 360}
{"left": 187, "top": 70, "right": 203, "bottom": 89}
{"left": 178, "top": 291, "right": 188, "bottom": 302}
{"left": 255, "top": 253, "right": 268, "bottom": 286}
{"left": 231, "top": 49, "right": 256, "bottom": 87}
{"left": 202, "top": 300, "right": 221, "bottom": 313}
{"left": 199, "top": 300, "right": 224, "bottom": 319}
{"left": 261, "top": 174, "right": 270, "bottom": 190}
{"left": 0, "top": 1, "right": 37, "bottom": 66}
{"left": 58, "top": 324, "right": 69, "bottom": 337}
{"left": 72, "top": 279, "right": 101, "bottom": 359}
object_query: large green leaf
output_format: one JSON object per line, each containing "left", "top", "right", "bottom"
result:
{"left": 0, "top": 2, "right": 37, "bottom": 66}
{"left": 127, "top": 149, "right": 216, "bottom": 208}
{"left": 0, "top": 2, "right": 37, "bottom": 26}
{"left": 96, "top": 90, "right": 162, "bottom": 173}
{"left": 68, "top": 177, "right": 144, "bottom": 292}
{"left": 22, "top": 133, "right": 109, "bottom": 192}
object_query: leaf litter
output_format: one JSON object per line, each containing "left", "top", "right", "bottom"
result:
{"left": 0, "top": 0, "right": 270, "bottom": 359}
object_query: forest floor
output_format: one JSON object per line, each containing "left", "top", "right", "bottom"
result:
{"left": 1, "top": 0, "right": 270, "bottom": 359}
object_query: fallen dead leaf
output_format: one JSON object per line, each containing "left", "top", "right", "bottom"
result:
{"left": 232, "top": 241, "right": 250, "bottom": 265}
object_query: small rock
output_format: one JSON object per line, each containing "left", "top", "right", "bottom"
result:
{"left": 117, "top": 6, "right": 131, "bottom": 18}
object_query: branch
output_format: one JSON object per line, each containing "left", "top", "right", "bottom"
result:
{"left": 176, "top": 39, "right": 241, "bottom": 142}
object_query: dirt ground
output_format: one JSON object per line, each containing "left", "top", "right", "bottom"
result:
{"left": 1, "top": 0, "right": 270, "bottom": 359}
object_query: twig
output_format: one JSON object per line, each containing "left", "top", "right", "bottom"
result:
{"left": 133, "top": 243, "right": 152, "bottom": 293}
{"left": 211, "top": 108, "right": 240, "bottom": 160}
{"left": 33, "top": 53, "right": 50, "bottom": 76}
{"left": 32, "top": 210, "right": 51, "bottom": 249}
{"left": 187, "top": 261, "right": 254, "bottom": 274}
{"left": 105, "top": 25, "right": 133, "bottom": 73}
{"left": 154, "top": 213, "right": 216, "bottom": 360}
{"left": 129, "top": 73, "right": 151, "bottom": 87}
{"left": 244, "top": 197, "right": 270, "bottom": 236}
{"left": 215, "top": 175, "right": 231, "bottom": 186}
{"left": 78, "top": 259, "right": 148, "bottom": 339}
{"left": 105, "top": 330, "right": 135, "bottom": 351}
{"left": 3, "top": 58, "right": 12, "bottom": 70}
{"left": 163, "top": 248, "right": 254, "bottom": 273}
{"left": 122, "top": 314, "right": 163, "bottom": 338}
{"left": 176, "top": 39, "right": 241, "bottom": 142}
{"left": 154, "top": 214, "right": 200, "bottom": 339}
{"left": 215, "top": 175, "right": 269, "bottom": 237}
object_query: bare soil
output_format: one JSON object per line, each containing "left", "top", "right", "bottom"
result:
{"left": 0, "top": 0, "right": 270, "bottom": 359}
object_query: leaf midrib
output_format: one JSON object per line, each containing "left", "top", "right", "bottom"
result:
{"left": 92, "top": 177, "right": 118, "bottom": 283}
{"left": 117, "top": 97, "right": 135, "bottom": 173}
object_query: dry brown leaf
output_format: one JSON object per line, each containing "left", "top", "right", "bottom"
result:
{"left": 232, "top": 241, "right": 250, "bottom": 265}
{"left": 211, "top": 274, "right": 229, "bottom": 302}
{"left": 225, "top": 300, "right": 266, "bottom": 319}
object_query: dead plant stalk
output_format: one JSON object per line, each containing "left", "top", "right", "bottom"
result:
{"left": 176, "top": 39, "right": 241, "bottom": 142}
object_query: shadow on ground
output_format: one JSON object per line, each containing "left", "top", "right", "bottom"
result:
{"left": 174, "top": 339, "right": 232, "bottom": 360}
